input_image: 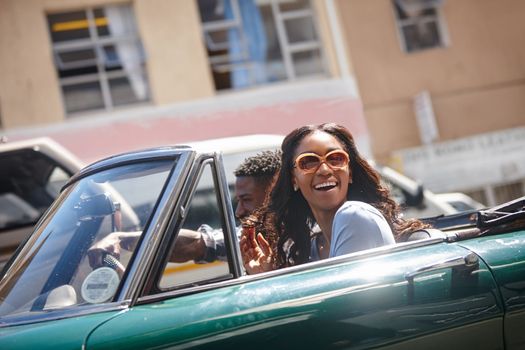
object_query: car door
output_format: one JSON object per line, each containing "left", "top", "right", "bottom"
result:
{"left": 458, "top": 230, "right": 525, "bottom": 350}
{"left": 85, "top": 242, "right": 503, "bottom": 350}
{"left": 85, "top": 154, "right": 504, "bottom": 349}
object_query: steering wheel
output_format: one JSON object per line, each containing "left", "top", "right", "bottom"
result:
{"left": 102, "top": 253, "right": 125, "bottom": 275}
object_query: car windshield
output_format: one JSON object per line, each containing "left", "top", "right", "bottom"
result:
{"left": 0, "top": 159, "right": 175, "bottom": 319}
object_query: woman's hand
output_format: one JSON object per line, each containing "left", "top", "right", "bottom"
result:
{"left": 240, "top": 226, "right": 274, "bottom": 274}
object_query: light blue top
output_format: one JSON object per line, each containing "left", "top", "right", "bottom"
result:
{"left": 310, "top": 201, "right": 395, "bottom": 261}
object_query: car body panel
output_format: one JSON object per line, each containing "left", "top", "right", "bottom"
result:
{"left": 0, "top": 310, "right": 122, "bottom": 350}
{"left": 458, "top": 230, "right": 525, "bottom": 349}
{"left": 85, "top": 243, "right": 502, "bottom": 349}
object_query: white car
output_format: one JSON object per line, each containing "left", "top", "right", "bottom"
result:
{"left": 0, "top": 137, "right": 83, "bottom": 269}
{"left": 435, "top": 192, "right": 486, "bottom": 212}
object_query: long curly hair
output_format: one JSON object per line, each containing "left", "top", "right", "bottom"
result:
{"left": 255, "top": 123, "right": 429, "bottom": 268}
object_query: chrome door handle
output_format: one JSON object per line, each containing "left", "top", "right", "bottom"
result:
{"left": 405, "top": 252, "right": 479, "bottom": 283}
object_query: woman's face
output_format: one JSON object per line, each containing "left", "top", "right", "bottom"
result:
{"left": 292, "top": 130, "right": 351, "bottom": 216}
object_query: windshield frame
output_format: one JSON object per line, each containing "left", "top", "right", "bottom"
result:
{"left": 0, "top": 147, "right": 194, "bottom": 327}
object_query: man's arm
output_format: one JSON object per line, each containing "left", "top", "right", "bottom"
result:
{"left": 170, "top": 229, "right": 207, "bottom": 263}
{"left": 88, "top": 227, "right": 226, "bottom": 268}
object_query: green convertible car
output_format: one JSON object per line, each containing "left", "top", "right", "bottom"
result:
{"left": 0, "top": 145, "right": 524, "bottom": 349}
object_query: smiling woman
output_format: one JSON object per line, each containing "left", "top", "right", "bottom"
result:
{"left": 240, "top": 123, "right": 429, "bottom": 273}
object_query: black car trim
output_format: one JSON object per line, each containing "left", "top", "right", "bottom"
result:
{"left": 141, "top": 153, "right": 242, "bottom": 297}
{"left": 144, "top": 156, "right": 215, "bottom": 295}
{"left": 65, "top": 146, "right": 190, "bottom": 189}
{"left": 120, "top": 151, "right": 195, "bottom": 304}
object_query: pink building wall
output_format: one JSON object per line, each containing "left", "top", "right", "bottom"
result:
{"left": 5, "top": 81, "right": 370, "bottom": 164}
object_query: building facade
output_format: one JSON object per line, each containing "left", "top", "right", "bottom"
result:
{"left": 0, "top": 0, "right": 369, "bottom": 160}
{"left": 336, "top": 0, "right": 525, "bottom": 205}
{"left": 1, "top": 0, "right": 524, "bottom": 206}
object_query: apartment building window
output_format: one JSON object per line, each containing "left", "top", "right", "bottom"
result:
{"left": 392, "top": 0, "right": 448, "bottom": 53}
{"left": 197, "top": 0, "right": 326, "bottom": 91}
{"left": 47, "top": 5, "right": 149, "bottom": 115}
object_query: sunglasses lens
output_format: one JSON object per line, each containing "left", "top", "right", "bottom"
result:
{"left": 298, "top": 155, "right": 321, "bottom": 171}
{"left": 326, "top": 152, "right": 348, "bottom": 168}
{"left": 296, "top": 151, "right": 349, "bottom": 172}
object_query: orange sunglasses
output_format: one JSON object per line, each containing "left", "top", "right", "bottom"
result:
{"left": 294, "top": 149, "right": 350, "bottom": 174}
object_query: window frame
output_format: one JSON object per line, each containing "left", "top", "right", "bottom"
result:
{"left": 157, "top": 160, "right": 232, "bottom": 291}
{"left": 46, "top": 5, "right": 150, "bottom": 115}
{"left": 198, "top": 0, "right": 327, "bottom": 91}
{"left": 392, "top": 0, "right": 449, "bottom": 53}
{"left": 141, "top": 153, "right": 241, "bottom": 298}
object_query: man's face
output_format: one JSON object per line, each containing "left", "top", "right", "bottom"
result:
{"left": 234, "top": 176, "right": 267, "bottom": 220}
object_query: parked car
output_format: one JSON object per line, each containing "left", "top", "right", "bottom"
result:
{"left": 370, "top": 161, "right": 458, "bottom": 218}
{"left": 0, "top": 137, "right": 83, "bottom": 269}
{"left": 435, "top": 192, "right": 486, "bottom": 212}
{"left": 1, "top": 144, "right": 524, "bottom": 349}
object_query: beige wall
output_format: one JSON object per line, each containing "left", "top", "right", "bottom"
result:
{"left": 0, "top": 0, "right": 343, "bottom": 130}
{"left": 0, "top": 0, "right": 214, "bottom": 128}
{"left": 0, "top": 0, "right": 64, "bottom": 128}
{"left": 337, "top": 0, "right": 525, "bottom": 161}
{"left": 134, "top": 0, "right": 214, "bottom": 105}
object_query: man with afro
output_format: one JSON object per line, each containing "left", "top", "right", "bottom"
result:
{"left": 233, "top": 150, "right": 281, "bottom": 220}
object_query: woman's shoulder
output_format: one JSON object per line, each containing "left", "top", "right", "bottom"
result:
{"left": 333, "top": 200, "right": 395, "bottom": 244}
{"left": 335, "top": 201, "right": 383, "bottom": 219}
{"left": 330, "top": 201, "right": 395, "bottom": 257}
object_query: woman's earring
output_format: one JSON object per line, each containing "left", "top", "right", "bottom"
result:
{"left": 293, "top": 184, "right": 298, "bottom": 191}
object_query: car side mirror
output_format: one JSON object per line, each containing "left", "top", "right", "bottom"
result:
{"left": 74, "top": 193, "right": 116, "bottom": 220}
